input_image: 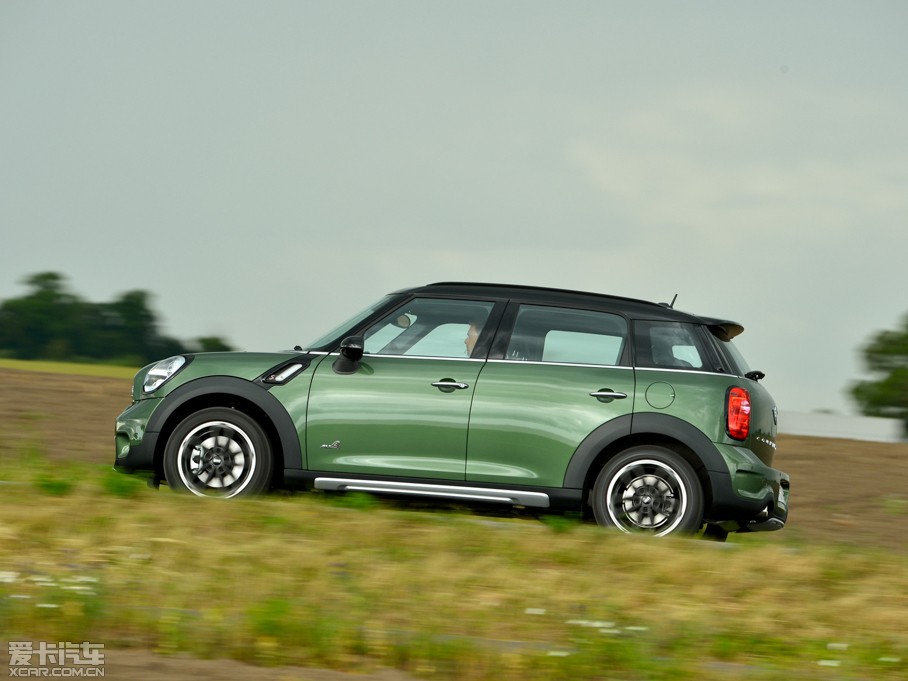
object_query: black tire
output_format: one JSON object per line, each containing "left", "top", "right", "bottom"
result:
{"left": 591, "top": 446, "right": 703, "bottom": 536}
{"left": 163, "top": 407, "right": 273, "bottom": 498}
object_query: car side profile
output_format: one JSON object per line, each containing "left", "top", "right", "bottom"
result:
{"left": 115, "top": 282, "right": 790, "bottom": 538}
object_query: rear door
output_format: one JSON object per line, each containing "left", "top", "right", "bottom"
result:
{"left": 466, "top": 303, "right": 635, "bottom": 487}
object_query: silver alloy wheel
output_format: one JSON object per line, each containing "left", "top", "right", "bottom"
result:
{"left": 605, "top": 458, "right": 689, "bottom": 536}
{"left": 176, "top": 420, "right": 257, "bottom": 498}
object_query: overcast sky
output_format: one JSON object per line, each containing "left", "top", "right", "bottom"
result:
{"left": 2, "top": 2, "right": 906, "bottom": 415}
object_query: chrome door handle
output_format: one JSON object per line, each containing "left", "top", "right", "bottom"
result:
{"left": 431, "top": 380, "right": 470, "bottom": 392}
{"left": 589, "top": 389, "right": 628, "bottom": 402}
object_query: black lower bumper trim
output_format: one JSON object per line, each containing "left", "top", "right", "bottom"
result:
{"left": 744, "top": 516, "right": 786, "bottom": 532}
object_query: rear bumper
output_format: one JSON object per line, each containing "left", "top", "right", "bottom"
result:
{"left": 707, "top": 443, "right": 790, "bottom": 532}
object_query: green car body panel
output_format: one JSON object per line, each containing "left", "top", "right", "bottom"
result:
{"left": 115, "top": 282, "right": 790, "bottom": 537}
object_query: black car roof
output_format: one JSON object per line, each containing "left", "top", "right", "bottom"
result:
{"left": 394, "top": 281, "right": 722, "bottom": 325}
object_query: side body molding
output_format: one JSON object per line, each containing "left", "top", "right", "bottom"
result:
{"left": 562, "top": 412, "right": 728, "bottom": 489}
{"left": 145, "top": 376, "right": 303, "bottom": 473}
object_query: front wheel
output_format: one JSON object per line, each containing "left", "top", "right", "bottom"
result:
{"left": 163, "top": 407, "right": 273, "bottom": 498}
{"left": 591, "top": 446, "right": 703, "bottom": 536}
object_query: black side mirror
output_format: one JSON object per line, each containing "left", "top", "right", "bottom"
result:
{"left": 333, "top": 336, "right": 364, "bottom": 374}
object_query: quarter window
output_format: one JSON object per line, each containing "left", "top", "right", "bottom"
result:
{"left": 634, "top": 321, "right": 705, "bottom": 370}
{"left": 506, "top": 305, "right": 627, "bottom": 365}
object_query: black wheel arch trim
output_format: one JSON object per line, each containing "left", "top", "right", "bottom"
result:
{"left": 563, "top": 414, "right": 635, "bottom": 489}
{"left": 631, "top": 412, "right": 729, "bottom": 472}
{"left": 563, "top": 412, "right": 731, "bottom": 498}
{"left": 145, "top": 376, "right": 302, "bottom": 475}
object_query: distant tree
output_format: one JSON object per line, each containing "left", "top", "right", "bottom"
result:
{"left": 0, "top": 272, "right": 235, "bottom": 365}
{"left": 0, "top": 271, "right": 80, "bottom": 359}
{"left": 25, "top": 271, "right": 67, "bottom": 296}
{"left": 851, "top": 314, "right": 908, "bottom": 436}
{"left": 105, "top": 290, "right": 167, "bottom": 363}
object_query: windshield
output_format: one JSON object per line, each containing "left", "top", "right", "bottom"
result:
{"left": 303, "top": 295, "right": 396, "bottom": 351}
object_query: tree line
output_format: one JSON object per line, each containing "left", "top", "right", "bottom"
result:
{"left": 0, "top": 272, "right": 233, "bottom": 366}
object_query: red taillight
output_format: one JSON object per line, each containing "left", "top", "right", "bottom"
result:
{"left": 726, "top": 387, "right": 751, "bottom": 440}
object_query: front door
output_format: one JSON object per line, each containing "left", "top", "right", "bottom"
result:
{"left": 306, "top": 297, "right": 500, "bottom": 480}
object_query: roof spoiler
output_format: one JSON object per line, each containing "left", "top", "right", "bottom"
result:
{"left": 701, "top": 317, "right": 745, "bottom": 341}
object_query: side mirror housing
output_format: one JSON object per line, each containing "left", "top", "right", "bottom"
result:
{"left": 333, "top": 336, "right": 364, "bottom": 374}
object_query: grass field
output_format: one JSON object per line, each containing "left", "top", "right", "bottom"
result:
{"left": 1, "top": 362, "right": 907, "bottom": 680}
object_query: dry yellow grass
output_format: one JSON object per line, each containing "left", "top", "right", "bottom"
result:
{"left": 1, "top": 464, "right": 907, "bottom": 680}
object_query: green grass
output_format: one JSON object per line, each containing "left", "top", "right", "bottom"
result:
{"left": 0, "top": 357, "right": 138, "bottom": 379}
{"left": 1, "top": 456, "right": 907, "bottom": 680}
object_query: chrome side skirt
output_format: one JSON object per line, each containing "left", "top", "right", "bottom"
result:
{"left": 313, "top": 477, "right": 550, "bottom": 508}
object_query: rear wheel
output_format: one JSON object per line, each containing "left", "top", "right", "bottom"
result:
{"left": 591, "top": 446, "right": 703, "bottom": 536}
{"left": 163, "top": 407, "right": 273, "bottom": 498}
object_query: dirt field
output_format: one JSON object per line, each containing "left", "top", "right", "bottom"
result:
{"left": 2, "top": 366, "right": 907, "bottom": 679}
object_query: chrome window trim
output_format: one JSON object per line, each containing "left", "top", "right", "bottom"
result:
{"left": 329, "top": 352, "right": 486, "bottom": 363}
{"left": 633, "top": 366, "right": 736, "bottom": 378}
{"left": 487, "top": 359, "right": 634, "bottom": 370}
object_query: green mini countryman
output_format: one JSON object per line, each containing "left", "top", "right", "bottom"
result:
{"left": 115, "top": 282, "right": 789, "bottom": 539}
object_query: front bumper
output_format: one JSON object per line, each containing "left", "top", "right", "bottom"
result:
{"left": 114, "top": 398, "right": 161, "bottom": 477}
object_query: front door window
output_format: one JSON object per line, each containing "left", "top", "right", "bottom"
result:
{"left": 364, "top": 298, "right": 496, "bottom": 359}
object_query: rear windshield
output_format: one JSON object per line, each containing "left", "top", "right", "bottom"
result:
{"left": 714, "top": 337, "right": 752, "bottom": 376}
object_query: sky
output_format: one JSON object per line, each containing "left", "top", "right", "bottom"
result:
{"left": 1, "top": 2, "right": 906, "bottom": 415}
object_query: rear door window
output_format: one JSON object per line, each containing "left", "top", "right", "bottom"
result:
{"left": 506, "top": 305, "right": 627, "bottom": 365}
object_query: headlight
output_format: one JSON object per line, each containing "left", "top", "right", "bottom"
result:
{"left": 143, "top": 356, "right": 187, "bottom": 394}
